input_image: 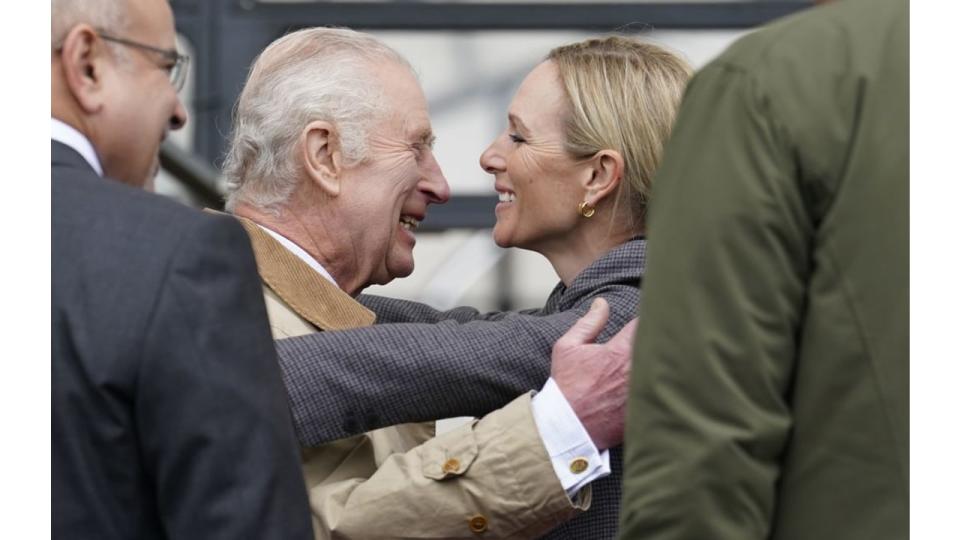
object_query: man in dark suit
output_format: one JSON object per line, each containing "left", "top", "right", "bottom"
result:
{"left": 51, "top": 0, "right": 312, "bottom": 537}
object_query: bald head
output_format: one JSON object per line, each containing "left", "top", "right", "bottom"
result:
{"left": 53, "top": 0, "right": 129, "bottom": 48}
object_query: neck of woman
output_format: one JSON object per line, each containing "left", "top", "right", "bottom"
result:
{"left": 539, "top": 223, "right": 634, "bottom": 286}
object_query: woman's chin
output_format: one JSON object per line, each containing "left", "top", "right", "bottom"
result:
{"left": 492, "top": 226, "right": 513, "bottom": 248}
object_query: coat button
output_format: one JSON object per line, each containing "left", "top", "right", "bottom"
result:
{"left": 442, "top": 458, "right": 461, "bottom": 474}
{"left": 468, "top": 514, "right": 488, "bottom": 533}
{"left": 569, "top": 457, "right": 589, "bottom": 474}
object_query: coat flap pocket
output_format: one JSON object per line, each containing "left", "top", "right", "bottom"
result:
{"left": 420, "top": 423, "right": 480, "bottom": 481}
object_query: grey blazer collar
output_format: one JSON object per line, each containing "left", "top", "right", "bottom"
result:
{"left": 543, "top": 238, "right": 647, "bottom": 314}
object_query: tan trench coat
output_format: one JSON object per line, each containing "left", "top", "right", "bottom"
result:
{"left": 234, "top": 215, "right": 588, "bottom": 539}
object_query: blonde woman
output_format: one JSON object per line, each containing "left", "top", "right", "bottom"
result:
{"left": 278, "top": 36, "right": 692, "bottom": 539}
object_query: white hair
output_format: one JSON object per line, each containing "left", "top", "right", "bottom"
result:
{"left": 52, "top": 0, "right": 128, "bottom": 47}
{"left": 223, "top": 27, "right": 414, "bottom": 213}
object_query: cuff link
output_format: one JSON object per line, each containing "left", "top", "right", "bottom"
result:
{"left": 569, "top": 457, "right": 589, "bottom": 474}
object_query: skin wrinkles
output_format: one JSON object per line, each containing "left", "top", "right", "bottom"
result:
{"left": 508, "top": 114, "right": 568, "bottom": 158}
{"left": 338, "top": 135, "right": 417, "bottom": 291}
{"left": 510, "top": 124, "right": 568, "bottom": 180}
{"left": 483, "top": 63, "right": 586, "bottom": 252}
{"left": 481, "top": 60, "right": 629, "bottom": 284}
{"left": 320, "top": 60, "right": 449, "bottom": 294}
{"left": 233, "top": 58, "right": 449, "bottom": 296}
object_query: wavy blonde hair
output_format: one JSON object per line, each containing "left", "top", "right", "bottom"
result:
{"left": 547, "top": 36, "right": 692, "bottom": 231}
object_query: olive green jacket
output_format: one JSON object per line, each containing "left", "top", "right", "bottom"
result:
{"left": 233, "top": 216, "right": 587, "bottom": 539}
{"left": 620, "top": 0, "right": 908, "bottom": 538}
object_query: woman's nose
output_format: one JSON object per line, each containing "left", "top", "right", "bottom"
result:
{"left": 479, "top": 137, "right": 506, "bottom": 174}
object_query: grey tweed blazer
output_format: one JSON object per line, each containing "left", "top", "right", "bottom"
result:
{"left": 276, "top": 238, "right": 645, "bottom": 539}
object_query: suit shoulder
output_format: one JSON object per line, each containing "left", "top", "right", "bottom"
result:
{"left": 53, "top": 168, "right": 242, "bottom": 258}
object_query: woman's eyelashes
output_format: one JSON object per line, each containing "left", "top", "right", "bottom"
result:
{"left": 509, "top": 133, "right": 527, "bottom": 144}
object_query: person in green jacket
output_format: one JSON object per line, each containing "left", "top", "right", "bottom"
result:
{"left": 619, "top": 0, "right": 908, "bottom": 538}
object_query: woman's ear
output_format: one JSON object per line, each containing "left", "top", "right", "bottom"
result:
{"left": 300, "top": 121, "right": 344, "bottom": 197}
{"left": 59, "top": 25, "right": 109, "bottom": 114}
{"left": 582, "top": 149, "right": 625, "bottom": 206}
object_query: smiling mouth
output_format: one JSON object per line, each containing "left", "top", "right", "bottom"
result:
{"left": 400, "top": 215, "right": 421, "bottom": 230}
{"left": 497, "top": 191, "right": 516, "bottom": 203}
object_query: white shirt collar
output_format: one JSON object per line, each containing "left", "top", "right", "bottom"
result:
{"left": 51, "top": 118, "right": 103, "bottom": 177}
{"left": 255, "top": 223, "right": 339, "bottom": 288}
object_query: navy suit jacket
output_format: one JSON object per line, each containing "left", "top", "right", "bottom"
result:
{"left": 52, "top": 141, "right": 312, "bottom": 539}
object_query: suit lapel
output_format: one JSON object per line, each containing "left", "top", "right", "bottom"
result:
{"left": 224, "top": 212, "right": 376, "bottom": 330}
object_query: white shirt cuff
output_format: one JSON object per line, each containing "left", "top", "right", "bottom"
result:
{"left": 530, "top": 377, "right": 611, "bottom": 499}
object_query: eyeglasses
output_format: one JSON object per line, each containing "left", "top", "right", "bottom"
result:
{"left": 98, "top": 32, "right": 190, "bottom": 91}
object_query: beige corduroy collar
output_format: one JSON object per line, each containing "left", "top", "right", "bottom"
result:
{"left": 209, "top": 210, "right": 376, "bottom": 331}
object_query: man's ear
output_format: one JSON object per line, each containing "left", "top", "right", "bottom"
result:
{"left": 581, "top": 149, "right": 625, "bottom": 206}
{"left": 300, "top": 121, "right": 344, "bottom": 197}
{"left": 59, "top": 25, "right": 109, "bottom": 114}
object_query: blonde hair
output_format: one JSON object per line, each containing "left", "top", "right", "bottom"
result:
{"left": 223, "top": 27, "right": 412, "bottom": 213}
{"left": 547, "top": 36, "right": 692, "bottom": 230}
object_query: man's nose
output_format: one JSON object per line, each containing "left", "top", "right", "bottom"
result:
{"left": 169, "top": 98, "right": 188, "bottom": 131}
{"left": 421, "top": 151, "right": 450, "bottom": 204}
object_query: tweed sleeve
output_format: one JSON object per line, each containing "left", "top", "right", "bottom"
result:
{"left": 358, "top": 294, "right": 541, "bottom": 324}
{"left": 276, "top": 285, "right": 638, "bottom": 447}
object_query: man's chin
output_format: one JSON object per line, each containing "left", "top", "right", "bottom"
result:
{"left": 385, "top": 257, "right": 415, "bottom": 282}
{"left": 388, "top": 264, "right": 414, "bottom": 281}
{"left": 363, "top": 261, "right": 414, "bottom": 292}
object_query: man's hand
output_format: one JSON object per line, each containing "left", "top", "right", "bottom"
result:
{"left": 551, "top": 298, "right": 638, "bottom": 451}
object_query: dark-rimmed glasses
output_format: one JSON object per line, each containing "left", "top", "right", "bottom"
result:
{"left": 98, "top": 32, "right": 189, "bottom": 91}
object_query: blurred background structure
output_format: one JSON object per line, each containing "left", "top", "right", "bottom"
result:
{"left": 159, "top": 0, "right": 811, "bottom": 311}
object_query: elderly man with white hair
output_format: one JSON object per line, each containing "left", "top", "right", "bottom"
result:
{"left": 221, "top": 28, "right": 634, "bottom": 538}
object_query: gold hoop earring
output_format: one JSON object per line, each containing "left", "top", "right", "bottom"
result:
{"left": 578, "top": 201, "right": 596, "bottom": 218}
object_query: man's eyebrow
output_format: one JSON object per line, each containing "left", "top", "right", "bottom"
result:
{"left": 411, "top": 128, "right": 436, "bottom": 148}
